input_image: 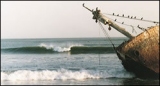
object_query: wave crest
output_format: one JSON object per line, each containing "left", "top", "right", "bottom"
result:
{"left": 1, "top": 69, "right": 99, "bottom": 81}
{"left": 1, "top": 43, "right": 84, "bottom": 53}
{"left": 1, "top": 68, "right": 134, "bottom": 81}
{"left": 39, "top": 43, "right": 83, "bottom": 52}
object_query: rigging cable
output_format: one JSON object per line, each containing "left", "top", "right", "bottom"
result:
{"left": 103, "top": 13, "right": 159, "bottom": 42}
{"left": 98, "top": 21, "right": 116, "bottom": 52}
{"left": 103, "top": 13, "right": 159, "bottom": 32}
{"left": 98, "top": 23, "right": 101, "bottom": 65}
{"left": 103, "top": 13, "right": 159, "bottom": 24}
{"left": 104, "top": 15, "right": 145, "bottom": 32}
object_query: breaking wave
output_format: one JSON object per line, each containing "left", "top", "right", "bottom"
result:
{"left": 39, "top": 43, "right": 83, "bottom": 52}
{"left": 1, "top": 43, "right": 83, "bottom": 54}
{"left": 1, "top": 68, "right": 135, "bottom": 81}
{"left": 1, "top": 43, "right": 116, "bottom": 54}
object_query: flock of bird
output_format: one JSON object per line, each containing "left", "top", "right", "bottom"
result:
{"left": 112, "top": 13, "right": 143, "bottom": 20}
{"left": 111, "top": 13, "right": 152, "bottom": 31}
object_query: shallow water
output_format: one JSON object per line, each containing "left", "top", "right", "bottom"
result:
{"left": 1, "top": 38, "right": 159, "bottom": 85}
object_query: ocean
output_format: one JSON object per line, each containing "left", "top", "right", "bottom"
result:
{"left": 1, "top": 37, "right": 159, "bottom": 85}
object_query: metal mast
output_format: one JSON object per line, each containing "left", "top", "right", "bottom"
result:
{"left": 83, "top": 3, "right": 134, "bottom": 39}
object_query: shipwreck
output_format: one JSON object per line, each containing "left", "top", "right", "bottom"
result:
{"left": 83, "top": 4, "right": 159, "bottom": 79}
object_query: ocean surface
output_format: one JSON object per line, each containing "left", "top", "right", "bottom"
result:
{"left": 1, "top": 37, "right": 159, "bottom": 85}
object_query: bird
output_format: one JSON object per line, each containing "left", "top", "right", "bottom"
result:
{"left": 113, "top": 13, "right": 114, "bottom": 15}
{"left": 95, "top": 19, "right": 98, "bottom": 23}
{"left": 114, "top": 19, "right": 117, "bottom": 21}
{"left": 122, "top": 22, "right": 124, "bottom": 24}
{"left": 128, "top": 15, "right": 130, "bottom": 18}
{"left": 141, "top": 17, "right": 143, "bottom": 20}
{"left": 137, "top": 25, "right": 140, "bottom": 28}
{"left": 122, "top": 14, "right": 124, "bottom": 17}
{"left": 117, "top": 14, "right": 119, "bottom": 16}
{"left": 134, "top": 16, "right": 136, "bottom": 19}
{"left": 108, "top": 26, "right": 111, "bottom": 30}
{"left": 131, "top": 16, "right": 133, "bottom": 19}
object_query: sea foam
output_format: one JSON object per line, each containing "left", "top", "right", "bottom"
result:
{"left": 39, "top": 43, "right": 83, "bottom": 52}
{"left": 1, "top": 68, "right": 134, "bottom": 81}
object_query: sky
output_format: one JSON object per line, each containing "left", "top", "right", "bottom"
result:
{"left": 1, "top": 1, "right": 159, "bottom": 39}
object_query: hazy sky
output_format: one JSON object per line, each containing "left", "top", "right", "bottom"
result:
{"left": 1, "top": 1, "right": 159, "bottom": 39}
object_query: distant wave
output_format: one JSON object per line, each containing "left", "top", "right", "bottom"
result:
{"left": 70, "top": 46, "right": 116, "bottom": 54}
{"left": 1, "top": 43, "right": 116, "bottom": 54}
{"left": 1, "top": 46, "right": 55, "bottom": 54}
{"left": 1, "top": 68, "right": 135, "bottom": 81}
{"left": 1, "top": 43, "right": 82, "bottom": 54}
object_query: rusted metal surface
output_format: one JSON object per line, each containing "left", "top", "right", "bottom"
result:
{"left": 116, "top": 25, "right": 159, "bottom": 78}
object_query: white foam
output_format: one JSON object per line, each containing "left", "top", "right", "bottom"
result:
{"left": 53, "top": 46, "right": 71, "bottom": 52}
{"left": 39, "top": 43, "right": 83, "bottom": 52}
{"left": 1, "top": 68, "right": 134, "bottom": 81}
{"left": 39, "top": 43, "right": 53, "bottom": 50}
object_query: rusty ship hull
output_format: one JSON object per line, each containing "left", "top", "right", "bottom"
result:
{"left": 116, "top": 25, "right": 159, "bottom": 79}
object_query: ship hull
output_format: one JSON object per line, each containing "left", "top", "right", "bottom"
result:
{"left": 116, "top": 25, "right": 159, "bottom": 79}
